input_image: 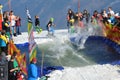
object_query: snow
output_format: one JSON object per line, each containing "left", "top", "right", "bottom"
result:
{"left": 13, "top": 29, "right": 120, "bottom": 80}
{"left": 47, "top": 64, "right": 120, "bottom": 80}
{"left": 13, "top": 29, "right": 68, "bottom": 44}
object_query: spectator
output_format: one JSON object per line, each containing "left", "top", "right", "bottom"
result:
{"left": 28, "top": 58, "right": 38, "bottom": 80}
{"left": 8, "top": 54, "right": 19, "bottom": 80}
{"left": 15, "top": 16, "right": 21, "bottom": 35}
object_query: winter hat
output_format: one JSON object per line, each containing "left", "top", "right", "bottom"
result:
{"left": 32, "top": 58, "right": 37, "bottom": 63}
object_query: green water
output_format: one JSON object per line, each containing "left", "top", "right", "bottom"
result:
{"left": 36, "top": 38, "right": 120, "bottom": 67}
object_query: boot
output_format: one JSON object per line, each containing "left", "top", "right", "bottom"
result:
{"left": 13, "top": 33, "right": 17, "bottom": 37}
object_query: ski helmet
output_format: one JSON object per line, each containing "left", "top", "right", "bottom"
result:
{"left": 50, "top": 17, "right": 54, "bottom": 22}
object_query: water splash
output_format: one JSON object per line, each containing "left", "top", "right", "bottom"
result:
{"left": 48, "top": 36, "right": 71, "bottom": 59}
{"left": 70, "top": 24, "right": 94, "bottom": 50}
{"left": 70, "top": 21, "right": 105, "bottom": 50}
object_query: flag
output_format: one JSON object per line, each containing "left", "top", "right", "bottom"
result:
{"left": 8, "top": 40, "right": 20, "bottom": 55}
{"left": 0, "top": 4, "right": 3, "bottom": 30}
{"left": 21, "top": 53, "right": 27, "bottom": 75}
{"left": 26, "top": 8, "right": 37, "bottom": 62}
{"left": 29, "top": 44, "right": 37, "bottom": 61}
{"left": 16, "top": 53, "right": 27, "bottom": 75}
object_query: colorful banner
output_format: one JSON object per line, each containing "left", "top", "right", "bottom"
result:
{"left": 103, "top": 23, "right": 120, "bottom": 44}
{"left": 26, "top": 9, "right": 37, "bottom": 62}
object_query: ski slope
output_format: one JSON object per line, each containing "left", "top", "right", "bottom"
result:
{"left": 13, "top": 29, "right": 120, "bottom": 80}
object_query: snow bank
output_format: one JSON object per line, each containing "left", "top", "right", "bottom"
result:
{"left": 47, "top": 64, "right": 120, "bottom": 80}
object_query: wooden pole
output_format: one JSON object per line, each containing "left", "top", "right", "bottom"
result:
{"left": 78, "top": 0, "right": 80, "bottom": 13}
{"left": 41, "top": 51, "right": 44, "bottom": 76}
{"left": 78, "top": 0, "right": 80, "bottom": 27}
{"left": 8, "top": 0, "right": 11, "bottom": 11}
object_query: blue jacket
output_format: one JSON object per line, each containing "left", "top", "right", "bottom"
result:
{"left": 28, "top": 63, "right": 38, "bottom": 80}
{"left": 0, "top": 38, "right": 7, "bottom": 47}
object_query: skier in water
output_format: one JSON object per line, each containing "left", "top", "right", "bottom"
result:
{"left": 46, "top": 17, "right": 55, "bottom": 36}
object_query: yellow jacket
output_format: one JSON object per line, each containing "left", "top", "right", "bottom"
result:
{"left": 0, "top": 34, "right": 8, "bottom": 43}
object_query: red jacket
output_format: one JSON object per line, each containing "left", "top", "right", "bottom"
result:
{"left": 15, "top": 18, "right": 21, "bottom": 27}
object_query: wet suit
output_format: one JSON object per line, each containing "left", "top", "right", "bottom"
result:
{"left": 46, "top": 21, "right": 55, "bottom": 36}
{"left": 35, "top": 16, "right": 42, "bottom": 33}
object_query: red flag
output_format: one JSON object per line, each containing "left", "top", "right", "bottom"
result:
{"left": 20, "top": 53, "right": 27, "bottom": 75}
{"left": 8, "top": 40, "right": 20, "bottom": 55}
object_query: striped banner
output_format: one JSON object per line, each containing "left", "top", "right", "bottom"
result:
{"left": 26, "top": 8, "right": 37, "bottom": 62}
